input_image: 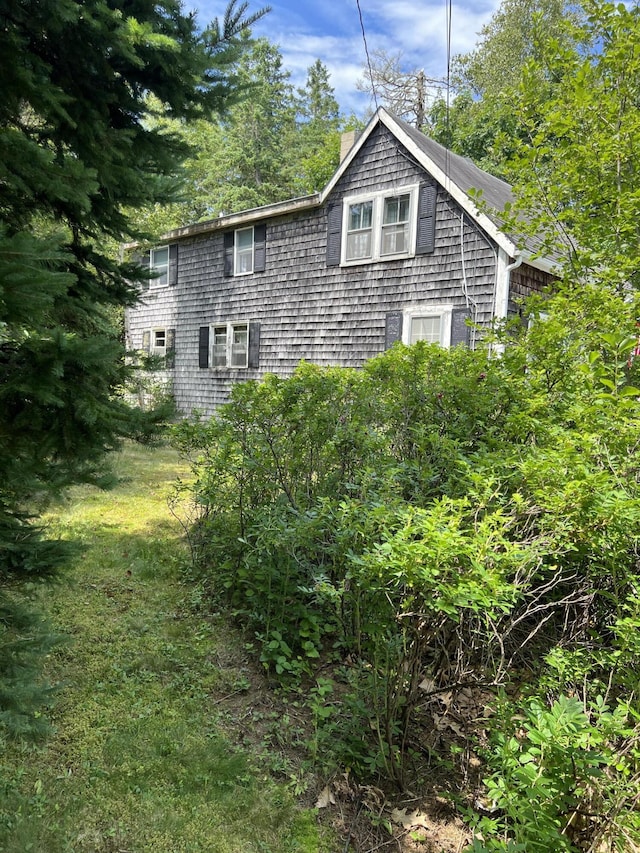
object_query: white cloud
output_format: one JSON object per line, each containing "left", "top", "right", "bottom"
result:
{"left": 187, "top": 0, "right": 501, "bottom": 118}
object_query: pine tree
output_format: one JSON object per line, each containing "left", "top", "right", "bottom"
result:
{"left": 293, "top": 59, "right": 343, "bottom": 193}
{"left": 0, "top": 0, "right": 265, "bottom": 733}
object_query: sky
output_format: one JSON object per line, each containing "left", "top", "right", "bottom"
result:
{"left": 186, "top": 0, "right": 501, "bottom": 116}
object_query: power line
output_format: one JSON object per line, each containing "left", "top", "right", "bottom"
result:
{"left": 445, "top": 0, "right": 453, "bottom": 176}
{"left": 356, "top": 0, "right": 379, "bottom": 112}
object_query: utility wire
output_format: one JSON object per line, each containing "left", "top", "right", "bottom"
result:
{"left": 356, "top": 0, "right": 379, "bottom": 112}
{"left": 445, "top": 0, "right": 453, "bottom": 177}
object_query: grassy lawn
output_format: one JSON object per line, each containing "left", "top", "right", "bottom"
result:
{"left": 0, "top": 443, "right": 331, "bottom": 853}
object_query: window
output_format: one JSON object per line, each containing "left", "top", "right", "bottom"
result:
{"left": 150, "top": 246, "right": 169, "bottom": 286}
{"left": 212, "top": 326, "right": 227, "bottom": 367}
{"left": 142, "top": 327, "right": 175, "bottom": 367}
{"left": 381, "top": 194, "right": 411, "bottom": 256}
{"left": 410, "top": 316, "right": 441, "bottom": 344}
{"left": 151, "top": 328, "right": 166, "bottom": 355}
{"left": 346, "top": 200, "right": 373, "bottom": 260}
{"left": 224, "top": 225, "right": 266, "bottom": 277}
{"left": 208, "top": 322, "right": 249, "bottom": 369}
{"left": 402, "top": 305, "right": 453, "bottom": 348}
{"left": 342, "top": 186, "right": 418, "bottom": 264}
{"left": 230, "top": 323, "right": 248, "bottom": 367}
{"left": 327, "top": 183, "right": 436, "bottom": 268}
{"left": 235, "top": 227, "right": 254, "bottom": 275}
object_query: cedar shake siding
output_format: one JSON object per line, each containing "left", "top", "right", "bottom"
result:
{"left": 125, "top": 108, "right": 558, "bottom": 416}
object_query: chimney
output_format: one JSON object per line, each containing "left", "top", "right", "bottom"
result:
{"left": 340, "top": 130, "right": 360, "bottom": 163}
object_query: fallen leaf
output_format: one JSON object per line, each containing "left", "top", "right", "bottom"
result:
{"left": 390, "top": 807, "right": 432, "bottom": 830}
{"left": 433, "top": 713, "right": 464, "bottom": 737}
{"left": 315, "top": 785, "right": 336, "bottom": 809}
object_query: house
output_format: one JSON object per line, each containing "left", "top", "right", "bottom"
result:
{"left": 125, "top": 107, "right": 557, "bottom": 415}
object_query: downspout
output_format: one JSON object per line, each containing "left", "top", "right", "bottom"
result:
{"left": 459, "top": 212, "right": 479, "bottom": 349}
{"left": 493, "top": 248, "right": 523, "bottom": 355}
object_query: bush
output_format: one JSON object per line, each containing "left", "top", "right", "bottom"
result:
{"left": 173, "top": 293, "right": 640, "bottom": 818}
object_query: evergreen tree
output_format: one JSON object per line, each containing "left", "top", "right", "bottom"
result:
{"left": 182, "top": 37, "right": 298, "bottom": 216}
{"left": 0, "top": 0, "right": 264, "bottom": 733}
{"left": 293, "top": 59, "right": 342, "bottom": 193}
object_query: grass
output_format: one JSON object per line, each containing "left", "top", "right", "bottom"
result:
{"left": 0, "top": 442, "right": 332, "bottom": 853}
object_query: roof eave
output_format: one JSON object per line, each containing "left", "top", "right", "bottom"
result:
{"left": 157, "top": 192, "right": 322, "bottom": 242}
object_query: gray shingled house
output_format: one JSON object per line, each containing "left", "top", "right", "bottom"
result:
{"left": 125, "top": 107, "right": 557, "bottom": 415}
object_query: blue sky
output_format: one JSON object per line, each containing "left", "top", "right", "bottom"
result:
{"left": 186, "top": 0, "right": 501, "bottom": 115}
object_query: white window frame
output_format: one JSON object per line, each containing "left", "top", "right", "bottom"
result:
{"left": 234, "top": 227, "right": 254, "bottom": 276}
{"left": 402, "top": 304, "right": 453, "bottom": 349}
{"left": 149, "top": 246, "right": 169, "bottom": 287}
{"left": 151, "top": 327, "right": 167, "bottom": 356}
{"left": 209, "top": 321, "right": 249, "bottom": 369}
{"left": 341, "top": 185, "right": 419, "bottom": 266}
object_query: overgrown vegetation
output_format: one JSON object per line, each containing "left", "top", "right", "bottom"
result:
{"left": 173, "top": 277, "right": 640, "bottom": 847}
{"left": 0, "top": 0, "right": 264, "bottom": 738}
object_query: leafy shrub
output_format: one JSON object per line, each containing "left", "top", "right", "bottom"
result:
{"left": 173, "top": 294, "right": 640, "bottom": 806}
{"left": 472, "top": 695, "right": 640, "bottom": 852}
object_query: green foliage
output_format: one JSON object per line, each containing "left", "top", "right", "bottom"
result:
{"left": 472, "top": 696, "right": 640, "bottom": 852}
{"left": 502, "top": 0, "right": 640, "bottom": 286}
{"left": 140, "top": 46, "right": 346, "bottom": 229}
{"left": 0, "top": 444, "right": 331, "bottom": 852}
{"left": 170, "top": 7, "right": 640, "bottom": 839}
{"left": 0, "top": 0, "right": 262, "bottom": 734}
{"left": 0, "top": 595, "right": 60, "bottom": 738}
{"left": 175, "top": 280, "right": 640, "bottom": 812}
{"left": 431, "top": 0, "right": 584, "bottom": 177}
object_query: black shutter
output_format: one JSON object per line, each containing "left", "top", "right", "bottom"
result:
{"left": 166, "top": 328, "right": 176, "bottom": 368}
{"left": 142, "top": 329, "right": 151, "bottom": 352}
{"left": 198, "top": 326, "right": 210, "bottom": 368}
{"left": 385, "top": 311, "right": 403, "bottom": 349}
{"left": 134, "top": 250, "right": 151, "bottom": 290}
{"left": 450, "top": 308, "right": 470, "bottom": 347}
{"left": 326, "top": 202, "right": 342, "bottom": 267}
{"left": 168, "top": 244, "right": 178, "bottom": 286}
{"left": 248, "top": 322, "right": 260, "bottom": 369}
{"left": 253, "top": 224, "right": 266, "bottom": 272}
{"left": 223, "top": 232, "right": 234, "bottom": 277}
{"left": 416, "top": 183, "right": 437, "bottom": 255}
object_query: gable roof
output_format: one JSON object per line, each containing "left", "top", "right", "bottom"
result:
{"left": 160, "top": 107, "right": 557, "bottom": 274}
{"left": 323, "top": 108, "right": 556, "bottom": 273}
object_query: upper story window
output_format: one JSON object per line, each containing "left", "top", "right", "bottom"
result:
{"left": 326, "top": 182, "right": 436, "bottom": 269}
{"left": 346, "top": 201, "right": 373, "bottom": 260}
{"left": 235, "top": 227, "right": 254, "bottom": 275}
{"left": 224, "top": 224, "right": 267, "bottom": 277}
{"left": 150, "top": 246, "right": 169, "bottom": 286}
{"left": 144, "top": 244, "right": 177, "bottom": 288}
{"left": 381, "top": 194, "right": 411, "bottom": 256}
{"left": 342, "top": 186, "right": 418, "bottom": 265}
